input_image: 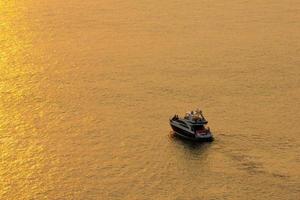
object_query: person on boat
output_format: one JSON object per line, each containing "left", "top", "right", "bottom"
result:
{"left": 189, "top": 112, "right": 193, "bottom": 120}
{"left": 184, "top": 112, "right": 189, "bottom": 119}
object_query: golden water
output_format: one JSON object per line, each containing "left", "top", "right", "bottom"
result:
{"left": 1, "top": 0, "right": 299, "bottom": 199}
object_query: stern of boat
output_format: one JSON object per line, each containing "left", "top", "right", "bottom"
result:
{"left": 195, "top": 131, "right": 214, "bottom": 141}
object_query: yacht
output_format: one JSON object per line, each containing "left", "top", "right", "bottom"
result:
{"left": 170, "top": 109, "right": 213, "bottom": 141}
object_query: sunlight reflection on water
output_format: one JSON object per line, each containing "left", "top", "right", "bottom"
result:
{"left": 1, "top": 0, "right": 299, "bottom": 199}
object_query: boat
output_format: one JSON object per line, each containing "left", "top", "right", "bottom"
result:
{"left": 169, "top": 109, "right": 213, "bottom": 142}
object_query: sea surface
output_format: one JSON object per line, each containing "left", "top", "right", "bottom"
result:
{"left": 1, "top": 0, "right": 300, "bottom": 199}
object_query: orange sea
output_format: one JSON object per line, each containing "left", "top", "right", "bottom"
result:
{"left": 1, "top": 0, "right": 299, "bottom": 199}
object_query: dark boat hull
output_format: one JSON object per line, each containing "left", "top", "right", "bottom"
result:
{"left": 170, "top": 124, "right": 213, "bottom": 142}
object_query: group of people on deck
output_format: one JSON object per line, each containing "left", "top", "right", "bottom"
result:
{"left": 184, "top": 109, "right": 204, "bottom": 121}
